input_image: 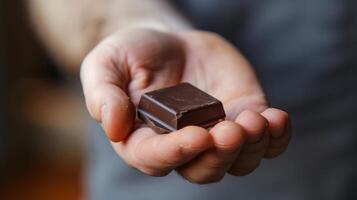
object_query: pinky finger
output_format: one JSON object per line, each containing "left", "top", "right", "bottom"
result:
{"left": 261, "top": 108, "right": 292, "bottom": 158}
{"left": 264, "top": 122, "right": 292, "bottom": 158}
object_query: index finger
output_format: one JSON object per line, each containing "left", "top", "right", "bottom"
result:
{"left": 112, "top": 126, "right": 212, "bottom": 176}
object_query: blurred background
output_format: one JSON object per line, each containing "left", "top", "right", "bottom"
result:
{"left": 1, "top": 0, "right": 357, "bottom": 200}
{"left": 1, "top": 1, "right": 85, "bottom": 199}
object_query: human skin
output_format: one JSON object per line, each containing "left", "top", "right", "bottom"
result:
{"left": 28, "top": 0, "right": 291, "bottom": 184}
{"left": 80, "top": 28, "right": 292, "bottom": 184}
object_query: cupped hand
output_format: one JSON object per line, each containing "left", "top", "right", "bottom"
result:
{"left": 80, "top": 29, "right": 291, "bottom": 184}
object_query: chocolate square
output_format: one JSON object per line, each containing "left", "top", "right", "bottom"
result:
{"left": 137, "top": 83, "right": 226, "bottom": 132}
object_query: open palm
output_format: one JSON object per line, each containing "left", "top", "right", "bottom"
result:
{"left": 81, "top": 29, "right": 291, "bottom": 184}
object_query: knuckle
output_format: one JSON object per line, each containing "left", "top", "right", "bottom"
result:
{"left": 154, "top": 140, "right": 191, "bottom": 168}
{"left": 129, "top": 150, "right": 172, "bottom": 177}
{"left": 180, "top": 126, "right": 211, "bottom": 150}
{"left": 159, "top": 144, "right": 185, "bottom": 166}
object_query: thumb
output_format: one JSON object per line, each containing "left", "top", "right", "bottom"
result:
{"left": 87, "top": 84, "right": 135, "bottom": 142}
{"left": 80, "top": 38, "right": 135, "bottom": 142}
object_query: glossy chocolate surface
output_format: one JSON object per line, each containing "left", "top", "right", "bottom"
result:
{"left": 137, "top": 83, "right": 226, "bottom": 133}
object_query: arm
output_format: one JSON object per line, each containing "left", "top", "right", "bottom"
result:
{"left": 28, "top": 0, "right": 291, "bottom": 184}
{"left": 27, "top": 0, "right": 190, "bottom": 74}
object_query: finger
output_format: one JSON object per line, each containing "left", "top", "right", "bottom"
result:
{"left": 235, "top": 110, "right": 268, "bottom": 143}
{"left": 228, "top": 133, "right": 269, "bottom": 176}
{"left": 112, "top": 126, "right": 212, "bottom": 177}
{"left": 177, "top": 121, "right": 245, "bottom": 184}
{"left": 261, "top": 108, "right": 292, "bottom": 158}
{"left": 261, "top": 108, "right": 290, "bottom": 138}
{"left": 264, "top": 128, "right": 291, "bottom": 158}
{"left": 80, "top": 38, "right": 135, "bottom": 142}
{"left": 228, "top": 110, "right": 269, "bottom": 176}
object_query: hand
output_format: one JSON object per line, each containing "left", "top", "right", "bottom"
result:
{"left": 80, "top": 29, "right": 292, "bottom": 184}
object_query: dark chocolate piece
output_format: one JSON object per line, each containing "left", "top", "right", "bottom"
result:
{"left": 137, "top": 83, "right": 226, "bottom": 133}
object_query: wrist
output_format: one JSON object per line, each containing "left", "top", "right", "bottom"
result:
{"left": 99, "top": 1, "right": 193, "bottom": 38}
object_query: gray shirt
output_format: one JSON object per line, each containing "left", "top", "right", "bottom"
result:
{"left": 87, "top": 1, "right": 357, "bottom": 199}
